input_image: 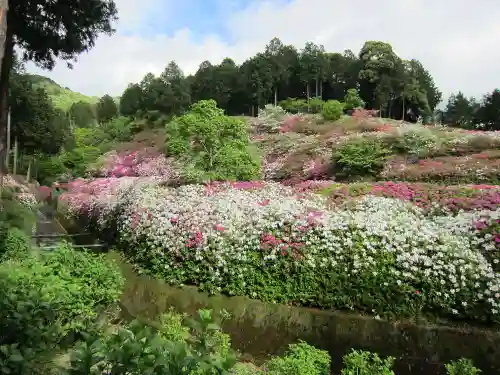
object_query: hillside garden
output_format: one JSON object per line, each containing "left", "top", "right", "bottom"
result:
{"left": 0, "top": 2, "right": 498, "bottom": 372}
{"left": 0, "top": 177, "right": 483, "bottom": 375}
{"left": 50, "top": 99, "right": 499, "bottom": 330}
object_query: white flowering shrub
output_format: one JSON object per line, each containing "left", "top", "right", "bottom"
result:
{"left": 15, "top": 192, "right": 37, "bottom": 209}
{"left": 257, "top": 104, "right": 290, "bottom": 133}
{"left": 61, "top": 179, "right": 500, "bottom": 324}
{"left": 393, "top": 124, "right": 439, "bottom": 156}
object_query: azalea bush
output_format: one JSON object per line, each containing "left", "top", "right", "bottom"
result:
{"left": 90, "top": 148, "right": 178, "bottom": 179}
{"left": 257, "top": 104, "right": 294, "bottom": 133}
{"left": 319, "top": 182, "right": 500, "bottom": 214}
{"left": 309, "top": 97, "right": 324, "bottom": 113}
{"left": 60, "top": 179, "right": 500, "bottom": 325}
{"left": 392, "top": 124, "right": 440, "bottom": 157}
{"left": 263, "top": 341, "right": 330, "bottom": 375}
{"left": 0, "top": 187, "right": 36, "bottom": 252}
{"left": 382, "top": 153, "right": 500, "bottom": 184}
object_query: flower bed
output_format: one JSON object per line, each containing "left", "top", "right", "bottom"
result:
{"left": 88, "top": 148, "right": 180, "bottom": 179}
{"left": 60, "top": 178, "right": 500, "bottom": 325}
{"left": 318, "top": 182, "right": 500, "bottom": 214}
{"left": 382, "top": 153, "right": 500, "bottom": 184}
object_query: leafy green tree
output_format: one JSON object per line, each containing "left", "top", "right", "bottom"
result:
{"left": 143, "top": 76, "right": 175, "bottom": 115}
{"left": 405, "top": 59, "right": 442, "bottom": 112}
{"left": 191, "top": 59, "right": 238, "bottom": 112}
{"left": 299, "top": 42, "right": 328, "bottom": 100}
{"left": 96, "top": 94, "right": 118, "bottom": 123}
{"left": 69, "top": 100, "right": 96, "bottom": 127}
{"left": 191, "top": 61, "right": 216, "bottom": 103}
{"left": 324, "top": 51, "right": 360, "bottom": 101}
{"left": 443, "top": 91, "right": 478, "bottom": 128}
{"left": 213, "top": 58, "right": 238, "bottom": 111}
{"left": 239, "top": 54, "right": 273, "bottom": 114}
{"left": 264, "top": 38, "right": 298, "bottom": 105}
{"left": 119, "top": 83, "right": 143, "bottom": 116}
{"left": 358, "top": 41, "right": 400, "bottom": 110}
{"left": 160, "top": 61, "right": 191, "bottom": 113}
{"left": 344, "top": 88, "right": 365, "bottom": 111}
{"left": 10, "top": 73, "right": 70, "bottom": 155}
{"left": 165, "top": 99, "right": 261, "bottom": 182}
{"left": 398, "top": 75, "right": 429, "bottom": 121}
{"left": 474, "top": 89, "right": 500, "bottom": 130}
{"left": 0, "top": 0, "right": 118, "bottom": 168}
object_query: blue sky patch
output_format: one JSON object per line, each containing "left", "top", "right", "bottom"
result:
{"left": 132, "top": 0, "right": 252, "bottom": 42}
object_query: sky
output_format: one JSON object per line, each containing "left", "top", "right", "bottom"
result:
{"left": 26, "top": 0, "right": 500, "bottom": 104}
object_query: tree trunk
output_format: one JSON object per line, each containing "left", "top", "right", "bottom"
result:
{"left": 315, "top": 77, "right": 319, "bottom": 98}
{"left": 401, "top": 98, "right": 405, "bottom": 121}
{"left": 306, "top": 83, "right": 310, "bottom": 112}
{"left": 0, "top": 0, "right": 8, "bottom": 196}
{"left": 12, "top": 136, "right": 16, "bottom": 175}
{"left": 26, "top": 158, "right": 32, "bottom": 182}
{"left": 4, "top": 106, "right": 8, "bottom": 170}
{"left": 274, "top": 88, "right": 278, "bottom": 106}
{"left": 319, "top": 81, "right": 323, "bottom": 99}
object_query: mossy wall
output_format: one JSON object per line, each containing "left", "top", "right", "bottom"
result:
{"left": 113, "top": 254, "right": 500, "bottom": 375}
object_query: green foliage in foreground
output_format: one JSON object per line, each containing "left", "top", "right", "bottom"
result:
{"left": 0, "top": 243, "right": 124, "bottom": 374}
{"left": 70, "top": 309, "right": 237, "bottom": 375}
{"left": 0, "top": 187, "right": 36, "bottom": 253}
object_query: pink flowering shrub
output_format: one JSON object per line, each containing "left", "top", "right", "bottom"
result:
{"left": 89, "top": 149, "right": 180, "bottom": 180}
{"left": 61, "top": 179, "right": 500, "bottom": 324}
{"left": 352, "top": 108, "right": 379, "bottom": 119}
{"left": 58, "top": 177, "right": 160, "bottom": 229}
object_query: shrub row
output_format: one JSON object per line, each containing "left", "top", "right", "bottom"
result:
{"left": 60, "top": 179, "right": 500, "bottom": 325}
{"left": 279, "top": 88, "right": 365, "bottom": 115}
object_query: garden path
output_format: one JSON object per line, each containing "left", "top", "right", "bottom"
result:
{"left": 33, "top": 205, "right": 105, "bottom": 251}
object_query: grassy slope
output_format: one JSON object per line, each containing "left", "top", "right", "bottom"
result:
{"left": 25, "top": 74, "right": 99, "bottom": 111}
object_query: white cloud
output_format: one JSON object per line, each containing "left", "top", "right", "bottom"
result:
{"left": 26, "top": 0, "right": 500, "bottom": 104}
